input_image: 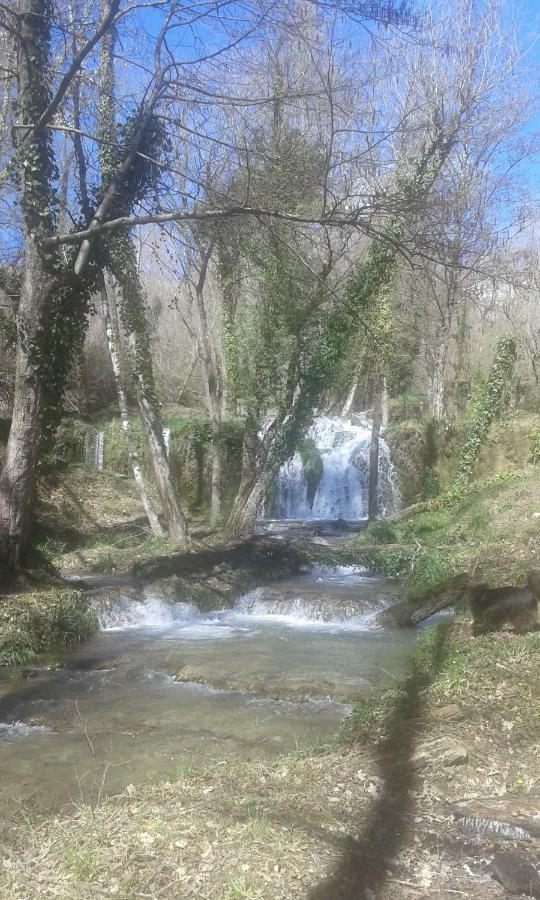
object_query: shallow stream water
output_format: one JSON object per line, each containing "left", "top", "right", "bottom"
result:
{"left": 0, "top": 566, "right": 416, "bottom": 816}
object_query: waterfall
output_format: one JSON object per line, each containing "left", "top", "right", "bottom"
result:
{"left": 95, "top": 430, "right": 105, "bottom": 471}
{"left": 85, "top": 429, "right": 105, "bottom": 470}
{"left": 162, "top": 427, "right": 171, "bottom": 458}
{"left": 276, "top": 415, "right": 398, "bottom": 520}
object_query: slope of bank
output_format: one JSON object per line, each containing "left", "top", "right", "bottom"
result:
{"left": 353, "top": 466, "right": 540, "bottom": 594}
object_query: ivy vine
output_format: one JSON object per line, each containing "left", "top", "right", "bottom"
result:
{"left": 452, "top": 335, "right": 517, "bottom": 487}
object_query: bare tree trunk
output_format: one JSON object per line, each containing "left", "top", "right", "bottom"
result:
{"left": 427, "top": 336, "right": 448, "bottom": 420}
{"left": 227, "top": 415, "right": 268, "bottom": 535}
{"left": 368, "top": 391, "right": 382, "bottom": 522}
{"left": 101, "top": 276, "right": 164, "bottom": 536}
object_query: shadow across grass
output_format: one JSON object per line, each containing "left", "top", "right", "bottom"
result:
{"left": 309, "top": 622, "right": 452, "bottom": 900}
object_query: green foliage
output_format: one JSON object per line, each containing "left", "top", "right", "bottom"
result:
{"left": 421, "top": 468, "right": 440, "bottom": 500}
{"left": 64, "top": 847, "right": 105, "bottom": 880}
{"left": 407, "top": 550, "right": 456, "bottom": 597}
{"left": 452, "top": 335, "right": 517, "bottom": 487}
{"left": 359, "top": 520, "right": 398, "bottom": 544}
{"left": 354, "top": 547, "right": 414, "bottom": 577}
{"left": 41, "top": 418, "right": 87, "bottom": 471}
{"left": 528, "top": 425, "right": 540, "bottom": 464}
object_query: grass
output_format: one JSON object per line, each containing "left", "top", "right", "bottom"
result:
{"left": 0, "top": 588, "right": 98, "bottom": 666}
{"left": 63, "top": 846, "right": 107, "bottom": 880}
{"left": 355, "top": 467, "right": 540, "bottom": 595}
{"left": 224, "top": 876, "right": 265, "bottom": 899}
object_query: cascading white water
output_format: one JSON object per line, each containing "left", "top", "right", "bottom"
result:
{"left": 276, "top": 415, "right": 398, "bottom": 520}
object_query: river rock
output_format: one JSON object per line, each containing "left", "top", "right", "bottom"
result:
{"left": 411, "top": 737, "right": 468, "bottom": 769}
{"left": 492, "top": 850, "right": 540, "bottom": 897}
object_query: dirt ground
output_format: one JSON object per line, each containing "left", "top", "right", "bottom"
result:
{"left": 1, "top": 623, "right": 538, "bottom": 900}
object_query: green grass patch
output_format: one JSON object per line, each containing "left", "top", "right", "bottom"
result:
{"left": 0, "top": 588, "right": 97, "bottom": 667}
{"left": 354, "top": 467, "right": 540, "bottom": 597}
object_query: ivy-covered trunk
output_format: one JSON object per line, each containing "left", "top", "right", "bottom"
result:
{"left": 368, "top": 390, "right": 382, "bottom": 521}
{"left": 227, "top": 414, "right": 269, "bottom": 534}
{"left": 0, "top": 242, "right": 52, "bottom": 570}
{"left": 131, "top": 357, "right": 189, "bottom": 543}
{"left": 0, "top": 0, "right": 55, "bottom": 572}
{"left": 101, "top": 276, "right": 165, "bottom": 536}
{"left": 97, "top": 5, "right": 188, "bottom": 544}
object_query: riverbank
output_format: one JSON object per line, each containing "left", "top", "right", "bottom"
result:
{"left": 2, "top": 621, "right": 538, "bottom": 899}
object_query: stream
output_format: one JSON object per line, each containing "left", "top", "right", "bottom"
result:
{"left": 0, "top": 565, "right": 416, "bottom": 816}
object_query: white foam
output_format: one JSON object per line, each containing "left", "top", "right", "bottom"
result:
{"left": 230, "top": 588, "right": 387, "bottom": 631}
{"left": 0, "top": 721, "right": 55, "bottom": 740}
{"left": 97, "top": 595, "right": 199, "bottom": 631}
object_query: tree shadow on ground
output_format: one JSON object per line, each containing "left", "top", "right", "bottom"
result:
{"left": 309, "top": 623, "right": 452, "bottom": 900}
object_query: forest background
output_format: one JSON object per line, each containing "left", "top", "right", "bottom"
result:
{"left": 0, "top": 0, "right": 539, "bottom": 573}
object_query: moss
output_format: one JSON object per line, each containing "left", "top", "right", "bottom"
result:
{"left": 298, "top": 437, "right": 323, "bottom": 507}
{"left": 0, "top": 588, "right": 97, "bottom": 667}
{"left": 358, "top": 520, "right": 398, "bottom": 544}
{"left": 384, "top": 419, "right": 429, "bottom": 506}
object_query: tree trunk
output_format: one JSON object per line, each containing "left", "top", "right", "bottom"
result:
{"left": 427, "top": 336, "right": 448, "bottom": 421}
{"left": 0, "top": 242, "right": 52, "bottom": 570}
{"left": 209, "top": 413, "right": 222, "bottom": 523}
{"left": 381, "top": 377, "right": 389, "bottom": 427}
{"left": 96, "top": 10, "right": 188, "bottom": 545}
{"left": 132, "top": 363, "right": 189, "bottom": 543}
{"left": 227, "top": 414, "right": 268, "bottom": 535}
{"left": 101, "top": 276, "right": 164, "bottom": 537}
{"left": 368, "top": 392, "right": 382, "bottom": 522}
{"left": 193, "top": 242, "right": 223, "bottom": 523}
{"left": 0, "top": 0, "right": 55, "bottom": 572}
{"left": 227, "top": 471, "right": 270, "bottom": 536}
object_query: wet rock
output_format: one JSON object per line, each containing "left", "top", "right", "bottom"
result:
{"left": 492, "top": 850, "right": 540, "bottom": 897}
{"left": 411, "top": 737, "right": 468, "bottom": 769}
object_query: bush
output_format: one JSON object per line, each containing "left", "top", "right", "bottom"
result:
{"left": 421, "top": 468, "right": 440, "bottom": 500}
